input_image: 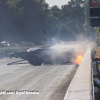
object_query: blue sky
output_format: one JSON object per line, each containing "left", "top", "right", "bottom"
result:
{"left": 45, "top": 0, "right": 70, "bottom": 8}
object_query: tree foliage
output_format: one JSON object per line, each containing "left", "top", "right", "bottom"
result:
{"left": 84, "top": 0, "right": 95, "bottom": 41}
{"left": 0, "top": 0, "right": 95, "bottom": 44}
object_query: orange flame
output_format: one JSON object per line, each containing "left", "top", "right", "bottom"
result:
{"left": 76, "top": 55, "right": 83, "bottom": 64}
{"left": 72, "top": 55, "right": 83, "bottom": 64}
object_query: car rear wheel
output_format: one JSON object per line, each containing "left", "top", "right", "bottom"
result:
{"left": 28, "top": 57, "right": 43, "bottom": 65}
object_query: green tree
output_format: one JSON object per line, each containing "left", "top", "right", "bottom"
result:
{"left": 58, "top": 24, "right": 74, "bottom": 40}
{"left": 84, "top": 0, "right": 95, "bottom": 40}
{"left": 94, "top": 27, "right": 100, "bottom": 46}
{"left": 0, "top": 0, "right": 96, "bottom": 44}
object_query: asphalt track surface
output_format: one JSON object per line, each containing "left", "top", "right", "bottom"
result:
{"left": 0, "top": 57, "right": 78, "bottom": 100}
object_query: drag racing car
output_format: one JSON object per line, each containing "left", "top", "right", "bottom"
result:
{"left": 10, "top": 48, "right": 75, "bottom": 65}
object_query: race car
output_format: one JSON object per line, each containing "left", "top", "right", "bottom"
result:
{"left": 10, "top": 48, "right": 75, "bottom": 65}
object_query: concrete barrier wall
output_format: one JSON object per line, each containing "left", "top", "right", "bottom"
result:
{"left": 63, "top": 47, "right": 94, "bottom": 100}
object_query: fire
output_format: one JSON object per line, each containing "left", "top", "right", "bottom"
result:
{"left": 76, "top": 55, "right": 83, "bottom": 64}
{"left": 72, "top": 55, "right": 83, "bottom": 64}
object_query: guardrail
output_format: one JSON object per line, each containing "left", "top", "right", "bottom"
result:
{"left": 0, "top": 48, "right": 28, "bottom": 58}
{"left": 0, "top": 48, "right": 28, "bottom": 54}
{"left": 63, "top": 47, "right": 94, "bottom": 100}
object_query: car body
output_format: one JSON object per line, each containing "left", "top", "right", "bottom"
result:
{"left": 11, "top": 48, "right": 75, "bottom": 65}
